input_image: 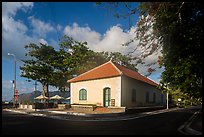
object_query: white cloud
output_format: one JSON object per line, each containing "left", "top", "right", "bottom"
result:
{"left": 2, "top": 15, "right": 36, "bottom": 60}
{"left": 28, "top": 16, "right": 54, "bottom": 37}
{"left": 94, "top": 25, "right": 130, "bottom": 53}
{"left": 2, "top": 80, "right": 14, "bottom": 101}
{"left": 38, "top": 38, "right": 48, "bottom": 45}
{"left": 2, "top": 2, "right": 33, "bottom": 17}
{"left": 49, "top": 39, "right": 59, "bottom": 50}
{"left": 2, "top": 16, "right": 28, "bottom": 35}
{"left": 64, "top": 22, "right": 101, "bottom": 46}
{"left": 2, "top": 80, "right": 13, "bottom": 90}
{"left": 2, "top": 2, "right": 57, "bottom": 60}
{"left": 57, "top": 24, "right": 62, "bottom": 31}
{"left": 2, "top": 2, "right": 35, "bottom": 60}
{"left": 63, "top": 22, "right": 163, "bottom": 78}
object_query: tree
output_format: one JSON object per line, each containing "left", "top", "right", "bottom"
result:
{"left": 20, "top": 43, "right": 58, "bottom": 99}
{"left": 100, "top": 51, "right": 138, "bottom": 72}
{"left": 138, "top": 2, "right": 203, "bottom": 99}
{"left": 98, "top": 2, "right": 203, "bottom": 100}
{"left": 21, "top": 35, "right": 139, "bottom": 95}
{"left": 59, "top": 35, "right": 138, "bottom": 77}
{"left": 54, "top": 36, "right": 95, "bottom": 91}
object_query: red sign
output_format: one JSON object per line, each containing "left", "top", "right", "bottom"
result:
{"left": 15, "top": 90, "right": 18, "bottom": 102}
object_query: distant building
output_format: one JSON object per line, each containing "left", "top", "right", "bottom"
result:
{"left": 68, "top": 60, "right": 166, "bottom": 108}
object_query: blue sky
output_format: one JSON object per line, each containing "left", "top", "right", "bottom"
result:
{"left": 2, "top": 2, "right": 163, "bottom": 101}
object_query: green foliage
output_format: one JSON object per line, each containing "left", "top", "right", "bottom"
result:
{"left": 100, "top": 51, "right": 138, "bottom": 72}
{"left": 170, "top": 88, "right": 202, "bottom": 108}
{"left": 20, "top": 43, "right": 57, "bottom": 96}
{"left": 100, "top": 2, "right": 202, "bottom": 100}
{"left": 147, "top": 2, "right": 203, "bottom": 99}
{"left": 58, "top": 35, "right": 138, "bottom": 77}
{"left": 21, "top": 35, "right": 138, "bottom": 94}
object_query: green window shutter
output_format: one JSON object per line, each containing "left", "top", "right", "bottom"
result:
{"left": 79, "top": 89, "right": 87, "bottom": 100}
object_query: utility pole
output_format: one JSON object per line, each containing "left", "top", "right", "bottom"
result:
{"left": 8, "top": 53, "right": 16, "bottom": 108}
{"left": 166, "top": 91, "right": 169, "bottom": 109}
{"left": 34, "top": 81, "right": 38, "bottom": 92}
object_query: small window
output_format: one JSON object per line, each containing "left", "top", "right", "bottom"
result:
{"left": 153, "top": 93, "right": 156, "bottom": 103}
{"left": 103, "top": 87, "right": 111, "bottom": 107}
{"left": 79, "top": 89, "right": 87, "bottom": 100}
{"left": 132, "top": 89, "right": 137, "bottom": 102}
{"left": 146, "top": 92, "right": 149, "bottom": 103}
{"left": 161, "top": 94, "right": 163, "bottom": 103}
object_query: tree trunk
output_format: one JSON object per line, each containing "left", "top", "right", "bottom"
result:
{"left": 42, "top": 82, "right": 49, "bottom": 97}
{"left": 42, "top": 81, "right": 49, "bottom": 106}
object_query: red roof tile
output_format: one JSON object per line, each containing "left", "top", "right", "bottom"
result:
{"left": 67, "top": 61, "right": 121, "bottom": 83}
{"left": 114, "top": 63, "right": 159, "bottom": 87}
{"left": 68, "top": 60, "right": 159, "bottom": 87}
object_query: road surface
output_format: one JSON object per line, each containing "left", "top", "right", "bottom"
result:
{"left": 2, "top": 106, "right": 200, "bottom": 135}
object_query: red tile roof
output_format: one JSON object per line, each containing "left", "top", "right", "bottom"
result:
{"left": 114, "top": 63, "right": 159, "bottom": 87}
{"left": 68, "top": 60, "right": 159, "bottom": 87}
{"left": 67, "top": 61, "right": 121, "bottom": 83}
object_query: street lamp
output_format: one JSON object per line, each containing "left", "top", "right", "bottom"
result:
{"left": 8, "top": 53, "right": 16, "bottom": 108}
{"left": 166, "top": 91, "right": 169, "bottom": 109}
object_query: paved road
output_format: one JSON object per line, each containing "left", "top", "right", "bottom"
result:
{"left": 2, "top": 107, "right": 200, "bottom": 135}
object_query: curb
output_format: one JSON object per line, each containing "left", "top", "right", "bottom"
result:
{"left": 3, "top": 109, "right": 28, "bottom": 114}
{"left": 30, "top": 113, "right": 47, "bottom": 117}
{"left": 48, "top": 111, "right": 67, "bottom": 114}
{"left": 67, "top": 112, "right": 125, "bottom": 117}
{"left": 67, "top": 112, "right": 86, "bottom": 116}
{"left": 4, "top": 107, "right": 181, "bottom": 122}
{"left": 185, "top": 111, "right": 202, "bottom": 135}
{"left": 47, "top": 110, "right": 87, "bottom": 116}
{"left": 185, "top": 127, "right": 202, "bottom": 135}
{"left": 178, "top": 110, "right": 202, "bottom": 135}
{"left": 141, "top": 107, "right": 179, "bottom": 115}
{"left": 47, "top": 110, "right": 125, "bottom": 117}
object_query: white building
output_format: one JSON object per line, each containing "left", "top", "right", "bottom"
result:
{"left": 68, "top": 60, "right": 166, "bottom": 108}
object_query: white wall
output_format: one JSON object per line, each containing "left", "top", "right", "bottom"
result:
{"left": 121, "top": 75, "right": 166, "bottom": 108}
{"left": 70, "top": 76, "right": 121, "bottom": 107}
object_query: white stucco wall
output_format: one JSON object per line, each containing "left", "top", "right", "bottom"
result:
{"left": 121, "top": 75, "right": 166, "bottom": 108}
{"left": 70, "top": 76, "right": 121, "bottom": 107}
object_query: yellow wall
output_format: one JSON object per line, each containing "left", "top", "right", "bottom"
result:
{"left": 70, "top": 75, "right": 166, "bottom": 108}
{"left": 121, "top": 75, "right": 166, "bottom": 108}
{"left": 70, "top": 76, "right": 121, "bottom": 107}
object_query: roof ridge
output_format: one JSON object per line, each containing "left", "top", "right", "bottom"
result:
{"left": 109, "top": 60, "right": 123, "bottom": 75}
{"left": 68, "top": 60, "right": 119, "bottom": 82}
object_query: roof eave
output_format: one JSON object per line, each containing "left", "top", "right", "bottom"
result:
{"left": 68, "top": 75, "right": 122, "bottom": 83}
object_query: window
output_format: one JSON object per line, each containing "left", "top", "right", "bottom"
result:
{"left": 79, "top": 89, "right": 87, "bottom": 100}
{"left": 132, "top": 89, "right": 137, "bottom": 102}
{"left": 153, "top": 93, "right": 156, "bottom": 103}
{"left": 146, "top": 92, "right": 149, "bottom": 103}
{"left": 161, "top": 94, "right": 163, "bottom": 103}
{"left": 103, "top": 87, "right": 111, "bottom": 107}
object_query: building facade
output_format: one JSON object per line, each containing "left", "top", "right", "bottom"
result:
{"left": 68, "top": 60, "right": 166, "bottom": 108}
